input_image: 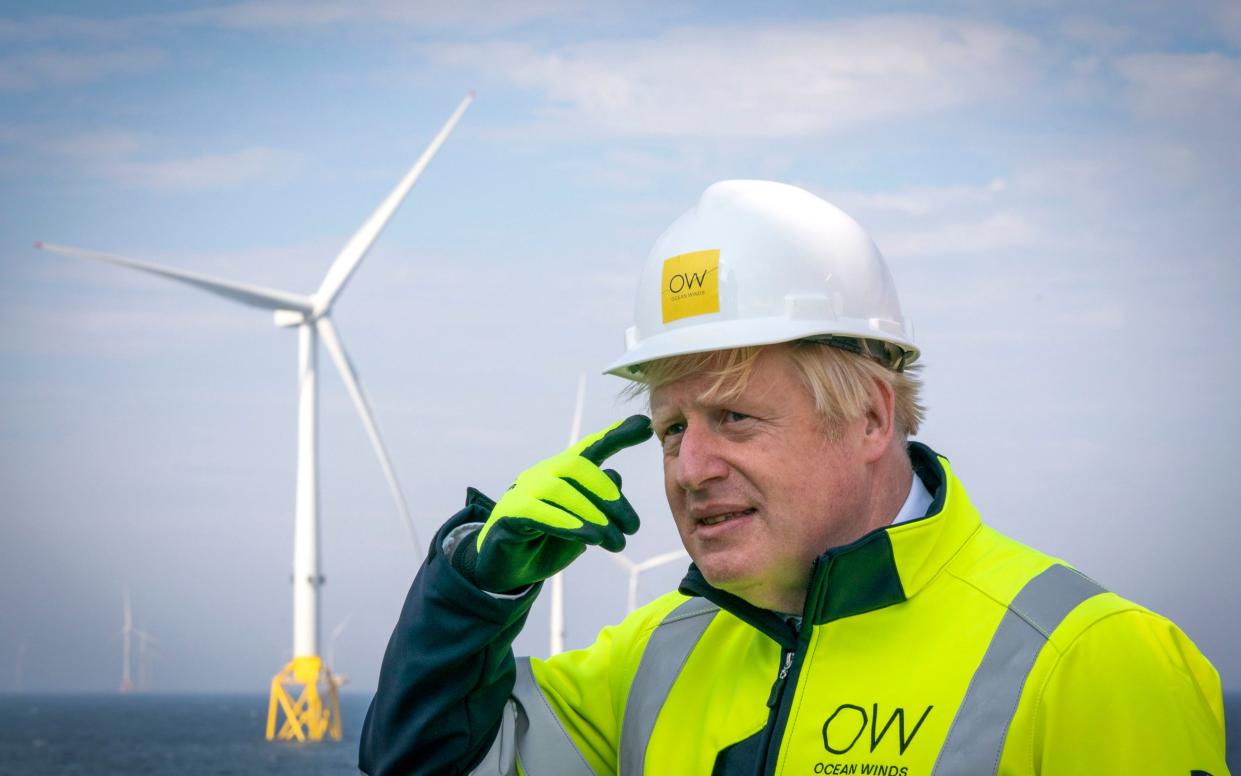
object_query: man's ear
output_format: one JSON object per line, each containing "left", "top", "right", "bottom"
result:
{"left": 860, "top": 376, "right": 896, "bottom": 462}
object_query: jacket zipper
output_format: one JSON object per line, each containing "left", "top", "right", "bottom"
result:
{"left": 761, "top": 556, "right": 829, "bottom": 776}
{"left": 760, "top": 640, "right": 807, "bottom": 775}
{"left": 752, "top": 646, "right": 798, "bottom": 776}
{"left": 765, "top": 650, "right": 795, "bottom": 708}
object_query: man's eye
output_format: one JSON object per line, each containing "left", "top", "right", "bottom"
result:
{"left": 662, "top": 421, "right": 686, "bottom": 437}
{"left": 724, "top": 411, "right": 750, "bottom": 423}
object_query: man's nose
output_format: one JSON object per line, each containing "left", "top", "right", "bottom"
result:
{"left": 673, "top": 423, "right": 729, "bottom": 492}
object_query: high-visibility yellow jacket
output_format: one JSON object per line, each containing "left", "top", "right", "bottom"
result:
{"left": 359, "top": 444, "right": 1229, "bottom": 775}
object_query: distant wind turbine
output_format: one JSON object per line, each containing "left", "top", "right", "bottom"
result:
{"left": 547, "top": 375, "right": 689, "bottom": 650}
{"left": 118, "top": 585, "right": 135, "bottom": 694}
{"left": 134, "top": 628, "right": 160, "bottom": 691}
{"left": 39, "top": 92, "right": 474, "bottom": 741}
{"left": 14, "top": 638, "right": 26, "bottom": 693}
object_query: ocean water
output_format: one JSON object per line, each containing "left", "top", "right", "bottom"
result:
{"left": 0, "top": 693, "right": 371, "bottom": 775}
{"left": 0, "top": 691, "right": 1238, "bottom": 774}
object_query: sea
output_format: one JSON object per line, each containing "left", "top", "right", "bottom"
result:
{"left": 0, "top": 693, "right": 371, "bottom": 775}
{"left": 0, "top": 691, "right": 1238, "bottom": 774}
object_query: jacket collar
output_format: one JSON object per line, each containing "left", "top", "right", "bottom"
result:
{"left": 679, "top": 443, "right": 981, "bottom": 646}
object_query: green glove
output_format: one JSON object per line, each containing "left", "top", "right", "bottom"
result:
{"left": 458, "top": 415, "right": 653, "bottom": 593}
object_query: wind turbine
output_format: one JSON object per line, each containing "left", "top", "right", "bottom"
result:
{"left": 547, "top": 375, "right": 690, "bottom": 650}
{"left": 119, "top": 586, "right": 135, "bottom": 694}
{"left": 38, "top": 93, "right": 474, "bottom": 741}
{"left": 548, "top": 374, "right": 586, "bottom": 656}
{"left": 118, "top": 585, "right": 158, "bottom": 692}
{"left": 135, "top": 628, "right": 159, "bottom": 692}
{"left": 14, "top": 638, "right": 26, "bottom": 693}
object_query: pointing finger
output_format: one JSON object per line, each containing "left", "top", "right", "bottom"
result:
{"left": 578, "top": 415, "right": 653, "bottom": 465}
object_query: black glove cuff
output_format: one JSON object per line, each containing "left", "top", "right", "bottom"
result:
{"left": 447, "top": 491, "right": 533, "bottom": 597}
{"left": 465, "top": 486, "right": 496, "bottom": 512}
{"left": 451, "top": 529, "right": 481, "bottom": 583}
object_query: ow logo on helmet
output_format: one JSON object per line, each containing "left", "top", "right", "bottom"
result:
{"left": 661, "top": 249, "right": 720, "bottom": 323}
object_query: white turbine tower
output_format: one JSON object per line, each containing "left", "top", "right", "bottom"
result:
{"left": 548, "top": 374, "right": 587, "bottom": 656}
{"left": 118, "top": 586, "right": 135, "bottom": 694}
{"left": 38, "top": 93, "right": 474, "bottom": 741}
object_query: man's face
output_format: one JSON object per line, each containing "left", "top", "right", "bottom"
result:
{"left": 650, "top": 346, "right": 872, "bottom": 613}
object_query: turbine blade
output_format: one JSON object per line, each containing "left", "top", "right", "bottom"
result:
{"left": 36, "top": 241, "right": 314, "bottom": 313}
{"left": 608, "top": 551, "right": 636, "bottom": 571}
{"left": 316, "top": 316, "right": 421, "bottom": 556}
{"left": 568, "top": 374, "right": 586, "bottom": 446}
{"left": 312, "top": 92, "right": 474, "bottom": 316}
{"left": 133, "top": 628, "right": 156, "bottom": 645}
{"left": 330, "top": 613, "right": 353, "bottom": 641}
{"left": 635, "top": 549, "right": 689, "bottom": 573}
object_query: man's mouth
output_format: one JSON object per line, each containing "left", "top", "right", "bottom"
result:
{"left": 700, "top": 508, "right": 756, "bottom": 526}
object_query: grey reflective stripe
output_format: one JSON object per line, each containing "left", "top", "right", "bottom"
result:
{"left": 510, "top": 657, "right": 594, "bottom": 775}
{"left": 933, "top": 564, "right": 1106, "bottom": 775}
{"left": 619, "top": 597, "right": 720, "bottom": 775}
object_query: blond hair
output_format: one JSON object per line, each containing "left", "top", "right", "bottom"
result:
{"left": 625, "top": 341, "right": 925, "bottom": 438}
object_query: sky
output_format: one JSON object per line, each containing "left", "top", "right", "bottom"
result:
{"left": 1, "top": 0, "right": 1239, "bottom": 706}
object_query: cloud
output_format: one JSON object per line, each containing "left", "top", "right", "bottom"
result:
{"left": 1208, "top": 0, "right": 1241, "bottom": 47}
{"left": 1, "top": 125, "right": 301, "bottom": 192}
{"left": 1057, "top": 17, "right": 1134, "bottom": 51}
{"left": 0, "top": 1, "right": 594, "bottom": 43}
{"left": 816, "top": 178, "right": 1037, "bottom": 261}
{"left": 0, "top": 299, "right": 258, "bottom": 358}
{"left": 181, "top": 0, "right": 590, "bottom": 32}
{"left": 101, "top": 146, "right": 301, "bottom": 191}
{"left": 36, "top": 129, "right": 145, "bottom": 160}
{"left": 829, "top": 178, "right": 1009, "bottom": 218}
{"left": 0, "top": 45, "right": 163, "bottom": 91}
{"left": 1114, "top": 51, "right": 1241, "bottom": 128}
{"left": 426, "top": 15, "right": 1040, "bottom": 138}
{"left": 555, "top": 148, "right": 684, "bottom": 190}
{"left": 0, "top": 2, "right": 599, "bottom": 91}
{"left": 0, "top": 14, "right": 141, "bottom": 43}
{"left": 881, "top": 210, "right": 1037, "bottom": 259}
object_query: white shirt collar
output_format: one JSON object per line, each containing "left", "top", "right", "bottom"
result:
{"left": 891, "top": 469, "right": 934, "bottom": 527}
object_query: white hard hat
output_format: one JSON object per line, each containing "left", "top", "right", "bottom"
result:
{"left": 604, "top": 180, "right": 918, "bottom": 381}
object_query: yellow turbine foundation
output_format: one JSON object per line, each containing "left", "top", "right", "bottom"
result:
{"left": 266, "top": 655, "right": 343, "bottom": 742}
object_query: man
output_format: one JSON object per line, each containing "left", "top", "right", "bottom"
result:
{"left": 360, "top": 181, "right": 1228, "bottom": 774}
